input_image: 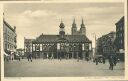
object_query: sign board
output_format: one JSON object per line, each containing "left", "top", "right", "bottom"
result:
{"left": 119, "top": 49, "right": 124, "bottom": 53}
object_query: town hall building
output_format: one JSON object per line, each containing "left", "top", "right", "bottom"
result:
{"left": 24, "top": 19, "right": 92, "bottom": 60}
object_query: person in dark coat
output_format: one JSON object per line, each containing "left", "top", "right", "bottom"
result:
{"left": 103, "top": 57, "right": 105, "bottom": 64}
{"left": 28, "top": 54, "right": 32, "bottom": 62}
{"left": 30, "top": 54, "right": 32, "bottom": 62}
{"left": 113, "top": 55, "right": 117, "bottom": 66}
{"left": 109, "top": 55, "right": 114, "bottom": 70}
{"left": 95, "top": 58, "right": 98, "bottom": 65}
{"left": 27, "top": 54, "right": 29, "bottom": 61}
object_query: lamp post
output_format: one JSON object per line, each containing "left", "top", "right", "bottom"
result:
{"left": 92, "top": 33, "right": 97, "bottom": 58}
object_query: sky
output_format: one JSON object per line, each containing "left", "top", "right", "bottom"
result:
{"left": 4, "top": 2, "right": 124, "bottom": 49}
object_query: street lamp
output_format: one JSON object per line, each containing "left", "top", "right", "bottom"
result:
{"left": 92, "top": 33, "right": 97, "bottom": 58}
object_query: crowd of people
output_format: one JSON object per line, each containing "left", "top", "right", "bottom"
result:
{"left": 5, "top": 52, "right": 120, "bottom": 70}
{"left": 94, "top": 55, "right": 120, "bottom": 70}
{"left": 108, "top": 55, "right": 119, "bottom": 70}
{"left": 27, "top": 53, "right": 120, "bottom": 70}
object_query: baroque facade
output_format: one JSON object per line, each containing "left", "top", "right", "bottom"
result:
{"left": 24, "top": 19, "right": 92, "bottom": 59}
{"left": 3, "top": 20, "right": 17, "bottom": 59}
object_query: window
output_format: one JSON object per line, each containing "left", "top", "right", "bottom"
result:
{"left": 57, "top": 43, "right": 60, "bottom": 50}
{"left": 5, "top": 44, "right": 7, "bottom": 49}
{"left": 8, "top": 44, "right": 9, "bottom": 49}
{"left": 40, "top": 44, "right": 42, "bottom": 51}
{"left": 82, "top": 44, "right": 84, "bottom": 51}
{"left": 120, "top": 40, "right": 122, "bottom": 44}
{"left": 25, "top": 46, "right": 26, "bottom": 52}
{"left": 120, "top": 34, "right": 122, "bottom": 37}
{"left": 12, "top": 46, "right": 13, "bottom": 50}
{"left": 120, "top": 27, "right": 123, "bottom": 31}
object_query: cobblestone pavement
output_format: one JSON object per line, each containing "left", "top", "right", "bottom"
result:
{"left": 4, "top": 59, "right": 124, "bottom": 77}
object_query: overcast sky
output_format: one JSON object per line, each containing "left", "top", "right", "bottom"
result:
{"left": 4, "top": 2, "right": 124, "bottom": 49}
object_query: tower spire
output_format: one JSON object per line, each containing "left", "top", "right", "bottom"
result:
{"left": 82, "top": 18, "right": 84, "bottom": 24}
{"left": 59, "top": 19, "right": 65, "bottom": 28}
{"left": 80, "top": 18, "right": 86, "bottom": 35}
{"left": 81, "top": 18, "right": 85, "bottom": 28}
{"left": 72, "top": 18, "right": 76, "bottom": 28}
{"left": 72, "top": 18, "right": 77, "bottom": 35}
{"left": 73, "top": 18, "right": 75, "bottom": 24}
{"left": 61, "top": 18, "right": 63, "bottom": 23}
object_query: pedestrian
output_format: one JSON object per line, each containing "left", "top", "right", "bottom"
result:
{"left": 28, "top": 54, "right": 32, "bottom": 62}
{"left": 95, "top": 58, "right": 98, "bottom": 65}
{"left": 113, "top": 56, "right": 117, "bottom": 66}
{"left": 27, "top": 56, "right": 29, "bottom": 61}
{"left": 109, "top": 55, "right": 114, "bottom": 70}
{"left": 30, "top": 54, "right": 33, "bottom": 62}
{"left": 95, "top": 58, "right": 99, "bottom": 65}
{"left": 19, "top": 57, "right": 20, "bottom": 61}
{"left": 103, "top": 57, "right": 105, "bottom": 64}
{"left": 86, "top": 57, "right": 89, "bottom": 62}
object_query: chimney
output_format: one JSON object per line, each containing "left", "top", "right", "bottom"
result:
{"left": 14, "top": 26, "right": 16, "bottom": 32}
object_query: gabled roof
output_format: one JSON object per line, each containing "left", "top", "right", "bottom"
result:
{"left": 65, "top": 35, "right": 91, "bottom": 43}
{"left": 24, "top": 39, "right": 35, "bottom": 43}
{"left": 33, "top": 34, "right": 92, "bottom": 43}
{"left": 115, "top": 16, "right": 124, "bottom": 25}
{"left": 35, "top": 35, "right": 59, "bottom": 43}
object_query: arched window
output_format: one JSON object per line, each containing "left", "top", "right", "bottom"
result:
{"left": 89, "top": 43, "right": 92, "bottom": 50}
{"left": 40, "top": 44, "right": 42, "bottom": 51}
{"left": 33, "top": 44, "right": 35, "bottom": 51}
{"left": 36, "top": 44, "right": 40, "bottom": 51}
{"left": 57, "top": 43, "right": 60, "bottom": 50}
{"left": 82, "top": 44, "right": 85, "bottom": 51}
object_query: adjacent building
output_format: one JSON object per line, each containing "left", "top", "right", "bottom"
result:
{"left": 3, "top": 20, "right": 17, "bottom": 59}
{"left": 24, "top": 38, "right": 34, "bottom": 57}
{"left": 96, "top": 32, "right": 116, "bottom": 58}
{"left": 24, "top": 19, "right": 92, "bottom": 60}
{"left": 115, "top": 16, "right": 124, "bottom": 60}
{"left": 96, "top": 16, "right": 125, "bottom": 61}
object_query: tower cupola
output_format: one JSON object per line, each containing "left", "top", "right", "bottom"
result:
{"left": 59, "top": 20, "right": 65, "bottom": 36}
